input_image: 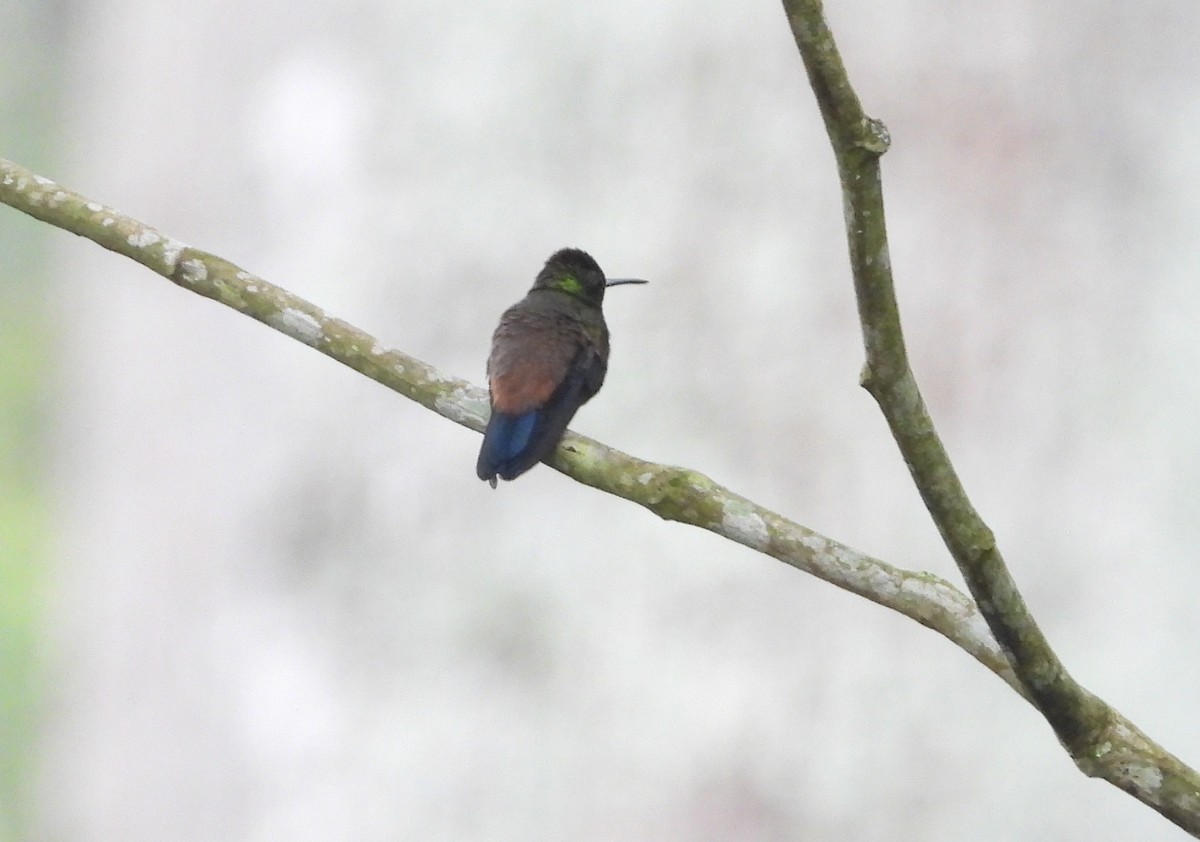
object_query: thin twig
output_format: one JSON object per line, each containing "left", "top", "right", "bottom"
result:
{"left": 780, "top": 0, "right": 1200, "bottom": 834}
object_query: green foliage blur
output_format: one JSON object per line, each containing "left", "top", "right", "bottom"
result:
{"left": 0, "top": 2, "right": 58, "bottom": 838}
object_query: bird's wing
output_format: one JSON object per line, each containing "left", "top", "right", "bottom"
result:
{"left": 487, "top": 311, "right": 580, "bottom": 414}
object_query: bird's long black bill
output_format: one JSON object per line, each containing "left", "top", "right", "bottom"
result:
{"left": 605, "top": 278, "right": 649, "bottom": 287}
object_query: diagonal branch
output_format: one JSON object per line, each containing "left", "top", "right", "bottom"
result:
{"left": 1, "top": 154, "right": 1021, "bottom": 691}
{"left": 780, "top": 0, "right": 1200, "bottom": 834}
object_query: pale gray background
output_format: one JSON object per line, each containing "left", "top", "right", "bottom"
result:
{"left": 16, "top": 0, "right": 1200, "bottom": 839}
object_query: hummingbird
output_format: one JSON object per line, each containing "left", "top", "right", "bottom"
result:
{"left": 476, "top": 248, "right": 647, "bottom": 487}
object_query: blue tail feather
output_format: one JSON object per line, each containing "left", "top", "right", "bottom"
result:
{"left": 491, "top": 411, "right": 539, "bottom": 462}
{"left": 477, "top": 409, "right": 541, "bottom": 483}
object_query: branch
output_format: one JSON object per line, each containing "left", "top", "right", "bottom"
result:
{"left": 780, "top": 0, "right": 1200, "bottom": 834}
{"left": 1, "top": 154, "right": 1023, "bottom": 689}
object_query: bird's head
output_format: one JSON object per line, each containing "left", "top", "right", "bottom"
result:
{"left": 532, "top": 248, "right": 646, "bottom": 306}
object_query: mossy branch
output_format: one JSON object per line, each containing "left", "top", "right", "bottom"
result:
{"left": 781, "top": 0, "right": 1200, "bottom": 834}
{"left": 1, "top": 154, "right": 1021, "bottom": 685}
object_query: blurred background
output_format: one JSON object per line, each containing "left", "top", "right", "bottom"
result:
{"left": 3, "top": 0, "right": 1199, "bottom": 839}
